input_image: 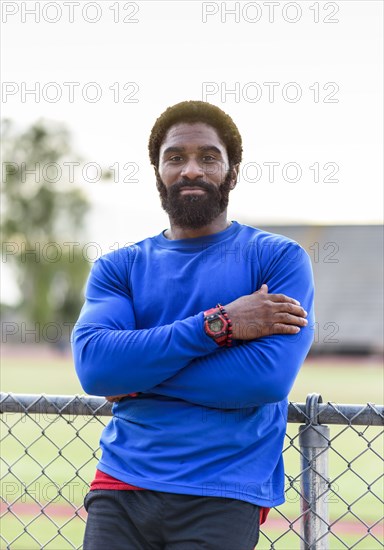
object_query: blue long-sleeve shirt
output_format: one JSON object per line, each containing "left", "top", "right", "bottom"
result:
{"left": 72, "top": 221, "right": 315, "bottom": 506}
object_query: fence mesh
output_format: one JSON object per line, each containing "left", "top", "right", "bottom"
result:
{"left": 0, "top": 393, "right": 383, "bottom": 550}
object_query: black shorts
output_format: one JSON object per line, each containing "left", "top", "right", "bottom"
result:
{"left": 83, "top": 489, "right": 260, "bottom": 550}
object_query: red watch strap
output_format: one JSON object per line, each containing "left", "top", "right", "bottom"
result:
{"left": 203, "top": 305, "right": 233, "bottom": 348}
{"left": 216, "top": 303, "right": 233, "bottom": 347}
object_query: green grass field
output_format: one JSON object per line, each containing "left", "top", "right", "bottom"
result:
{"left": 1, "top": 352, "right": 383, "bottom": 549}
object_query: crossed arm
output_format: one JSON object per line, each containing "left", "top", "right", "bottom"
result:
{"left": 73, "top": 243, "right": 315, "bottom": 408}
{"left": 135, "top": 244, "right": 315, "bottom": 408}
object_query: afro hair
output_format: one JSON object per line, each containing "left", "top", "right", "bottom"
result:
{"left": 148, "top": 100, "right": 243, "bottom": 169}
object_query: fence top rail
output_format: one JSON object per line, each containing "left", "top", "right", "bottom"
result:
{"left": 0, "top": 393, "right": 383, "bottom": 426}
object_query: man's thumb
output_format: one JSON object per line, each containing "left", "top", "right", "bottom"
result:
{"left": 259, "top": 284, "right": 268, "bottom": 293}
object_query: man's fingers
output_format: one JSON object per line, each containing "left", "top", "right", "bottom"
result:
{"left": 105, "top": 394, "right": 130, "bottom": 402}
{"left": 251, "top": 287, "right": 301, "bottom": 307}
{"left": 253, "top": 284, "right": 269, "bottom": 294}
{"left": 105, "top": 396, "right": 121, "bottom": 402}
{"left": 274, "top": 302, "right": 307, "bottom": 317}
{"left": 272, "top": 323, "right": 301, "bottom": 334}
{"left": 267, "top": 293, "right": 301, "bottom": 305}
{"left": 274, "top": 313, "right": 308, "bottom": 326}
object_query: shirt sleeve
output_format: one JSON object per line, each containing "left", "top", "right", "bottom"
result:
{"left": 144, "top": 242, "right": 315, "bottom": 408}
{"left": 72, "top": 253, "right": 218, "bottom": 396}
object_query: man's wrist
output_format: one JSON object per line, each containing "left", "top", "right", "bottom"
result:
{"left": 203, "top": 305, "right": 233, "bottom": 347}
{"left": 216, "top": 304, "right": 233, "bottom": 347}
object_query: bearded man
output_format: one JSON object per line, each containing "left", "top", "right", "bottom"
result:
{"left": 72, "top": 100, "right": 314, "bottom": 550}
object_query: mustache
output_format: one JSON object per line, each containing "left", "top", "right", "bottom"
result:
{"left": 170, "top": 179, "right": 215, "bottom": 193}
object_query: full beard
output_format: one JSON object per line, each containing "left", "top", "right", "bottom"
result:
{"left": 156, "top": 171, "right": 234, "bottom": 229}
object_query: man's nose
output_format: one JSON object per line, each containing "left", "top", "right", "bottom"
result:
{"left": 180, "top": 159, "right": 204, "bottom": 180}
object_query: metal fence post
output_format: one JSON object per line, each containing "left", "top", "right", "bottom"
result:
{"left": 299, "top": 393, "right": 330, "bottom": 550}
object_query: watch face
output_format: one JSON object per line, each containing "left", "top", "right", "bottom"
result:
{"left": 209, "top": 318, "right": 224, "bottom": 332}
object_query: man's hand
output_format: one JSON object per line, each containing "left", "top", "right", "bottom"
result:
{"left": 105, "top": 394, "right": 126, "bottom": 403}
{"left": 225, "top": 284, "right": 308, "bottom": 340}
{"left": 105, "top": 393, "right": 138, "bottom": 403}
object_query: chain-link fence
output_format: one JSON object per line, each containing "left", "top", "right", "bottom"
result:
{"left": 0, "top": 392, "right": 383, "bottom": 550}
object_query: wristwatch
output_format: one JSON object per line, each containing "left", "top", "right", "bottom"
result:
{"left": 203, "top": 307, "right": 229, "bottom": 347}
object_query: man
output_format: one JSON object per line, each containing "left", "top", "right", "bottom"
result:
{"left": 72, "top": 100, "right": 315, "bottom": 549}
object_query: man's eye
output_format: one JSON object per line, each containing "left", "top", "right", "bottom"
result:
{"left": 202, "top": 156, "right": 216, "bottom": 162}
{"left": 169, "top": 156, "right": 183, "bottom": 162}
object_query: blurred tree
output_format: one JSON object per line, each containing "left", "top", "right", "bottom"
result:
{"left": 1, "top": 118, "right": 94, "bottom": 348}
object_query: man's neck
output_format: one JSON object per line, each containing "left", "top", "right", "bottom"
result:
{"left": 164, "top": 214, "right": 231, "bottom": 240}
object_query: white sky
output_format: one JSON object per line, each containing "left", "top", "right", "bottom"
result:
{"left": 1, "top": 0, "right": 383, "bottom": 300}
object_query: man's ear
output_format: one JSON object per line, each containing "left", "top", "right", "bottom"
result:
{"left": 229, "top": 164, "right": 240, "bottom": 189}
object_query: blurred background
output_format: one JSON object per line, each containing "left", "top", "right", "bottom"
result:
{"left": 1, "top": 1, "right": 383, "bottom": 394}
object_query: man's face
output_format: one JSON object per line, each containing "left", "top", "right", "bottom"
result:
{"left": 157, "top": 122, "right": 238, "bottom": 229}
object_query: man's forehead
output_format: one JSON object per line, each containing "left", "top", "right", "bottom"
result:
{"left": 160, "top": 122, "right": 226, "bottom": 150}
